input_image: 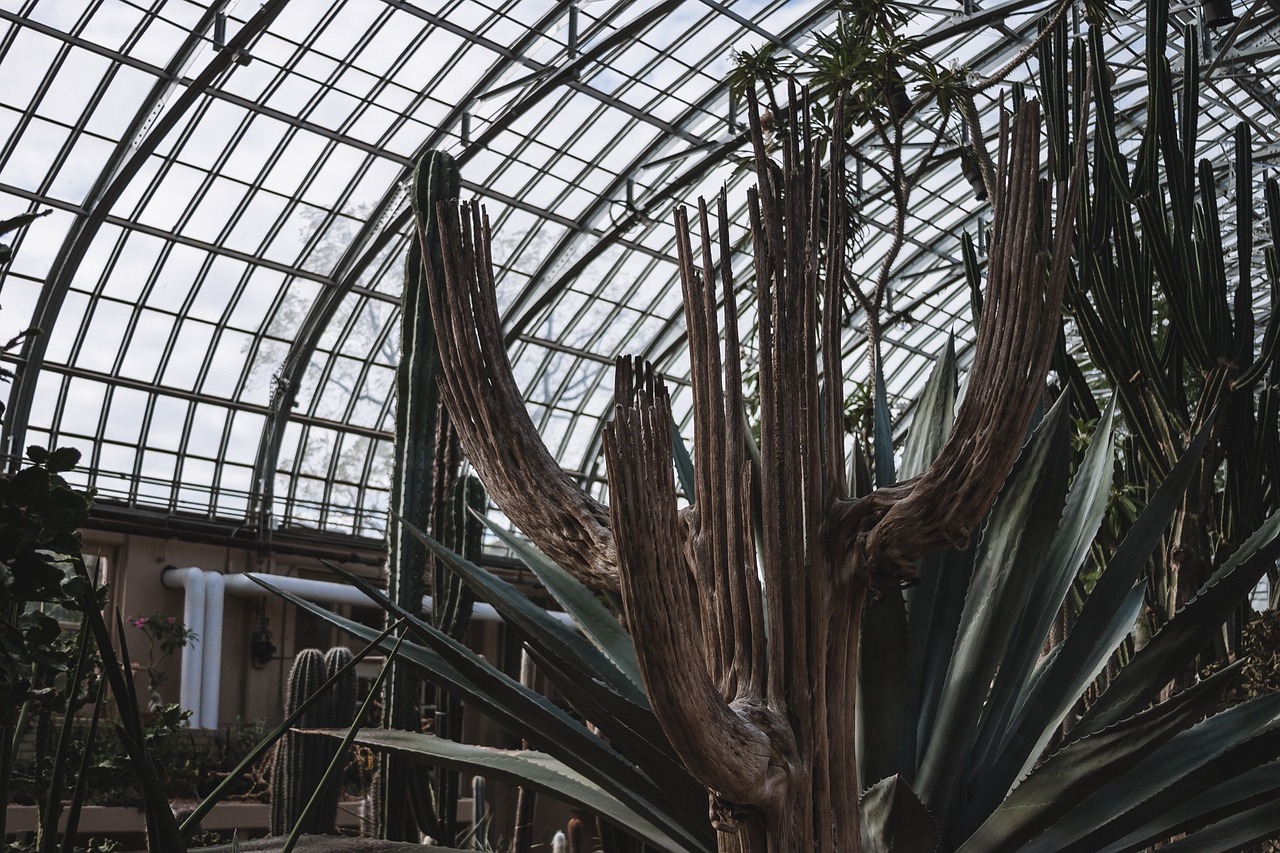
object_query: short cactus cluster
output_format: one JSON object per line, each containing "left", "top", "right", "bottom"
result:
{"left": 269, "top": 646, "right": 356, "bottom": 836}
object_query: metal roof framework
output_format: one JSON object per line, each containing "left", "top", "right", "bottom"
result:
{"left": 0, "top": 0, "right": 1276, "bottom": 546}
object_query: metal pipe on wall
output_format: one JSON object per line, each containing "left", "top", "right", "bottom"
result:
{"left": 162, "top": 566, "right": 572, "bottom": 728}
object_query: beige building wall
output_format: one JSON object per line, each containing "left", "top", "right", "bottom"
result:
{"left": 82, "top": 528, "right": 387, "bottom": 728}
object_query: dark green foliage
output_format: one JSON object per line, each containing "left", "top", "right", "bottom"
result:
{"left": 856, "top": 341, "right": 1280, "bottom": 850}
{"left": 261, "top": 553, "right": 713, "bottom": 852}
{"left": 0, "top": 446, "right": 101, "bottom": 849}
{"left": 1041, "top": 6, "right": 1280, "bottom": 639}
{"left": 382, "top": 147, "right": 463, "bottom": 841}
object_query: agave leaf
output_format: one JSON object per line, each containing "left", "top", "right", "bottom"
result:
{"left": 858, "top": 589, "right": 908, "bottom": 788}
{"left": 400, "top": 513, "right": 648, "bottom": 706}
{"left": 859, "top": 774, "right": 938, "bottom": 853}
{"left": 898, "top": 335, "right": 957, "bottom": 481}
{"left": 965, "top": 399, "right": 1118, "bottom": 808}
{"left": 967, "top": 582, "right": 1144, "bottom": 830}
{"left": 670, "top": 415, "right": 697, "bottom": 502}
{"left": 1150, "top": 796, "right": 1280, "bottom": 853}
{"left": 311, "top": 728, "right": 706, "bottom": 853}
{"left": 957, "top": 661, "right": 1243, "bottom": 853}
{"left": 861, "top": 338, "right": 958, "bottom": 789}
{"left": 915, "top": 393, "right": 1072, "bottom": 819}
{"left": 256, "top": 574, "right": 709, "bottom": 845}
{"left": 1096, "top": 761, "right": 1280, "bottom": 853}
{"left": 478, "top": 515, "right": 644, "bottom": 691}
{"left": 902, "top": 543, "right": 977, "bottom": 778}
{"left": 1075, "top": 506, "right": 1280, "bottom": 734}
{"left": 1035, "top": 692, "right": 1280, "bottom": 851}
{"left": 253, "top": 580, "right": 675, "bottom": 818}
{"left": 978, "top": 417, "right": 1217, "bottom": 803}
{"left": 397, "top": 519, "right": 695, "bottom": 794}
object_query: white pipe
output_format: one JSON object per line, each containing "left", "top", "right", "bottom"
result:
{"left": 222, "top": 573, "right": 376, "bottom": 608}
{"left": 200, "top": 571, "right": 224, "bottom": 729}
{"left": 164, "top": 566, "right": 576, "bottom": 729}
{"left": 165, "top": 567, "right": 206, "bottom": 728}
{"left": 225, "top": 572, "right": 573, "bottom": 625}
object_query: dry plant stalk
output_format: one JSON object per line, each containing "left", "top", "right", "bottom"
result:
{"left": 421, "top": 93, "right": 1081, "bottom": 851}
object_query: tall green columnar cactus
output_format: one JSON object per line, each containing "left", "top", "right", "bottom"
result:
{"left": 429, "top": 471, "right": 486, "bottom": 845}
{"left": 270, "top": 648, "right": 357, "bottom": 836}
{"left": 381, "top": 148, "right": 461, "bottom": 842}
{"left": 311, "top": 647, "right": 357, "bottom": 832}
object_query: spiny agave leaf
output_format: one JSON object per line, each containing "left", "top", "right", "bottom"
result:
{"left": 250, "top": 576, "right": 679, "bottom": 827}
{"left": 915, "top": 393, "right": 1072, "bottom": 820}
{"left": 898, "top": 335, "right": 957, "bottom": 480}
{"left": 902, "top": 544, "right": 978, "bottom": 778}
{"left": 405, "top": 525, "right": 692, "bottom": 784}
{"left": 873, "top": 358, "right": 895, "bottom": 487}
{"left": 860, "top": 343, "right": 957, "bottom": 784}
{"left": 859, "top": 589, "right": 908, "bottom": 787}
{"left": 1150, "top": 795, "right": 1280, "bottom": 853}
{"left": 1096, "top": 761, "right": 1280, "bottom": 853}
{"left": 1075, "top": 506, "right": 1280, "bottom": 735}
{"left": 1036, "top": 692, "right": 1280, "bottom": 851}
{"left": 859, "top": 774, "right": 938, "bottom": 853}
{"left": 981, "top": 417, "right": 1216, "bottom": 799}
{"left": 400, "top": 513, "right": 648, "bottom": 707}
{"left": 957, "top": 661, "right": 1243, "bottom": 853}
{"left": 478, "top": 514, "right": 644, "bottom": 692}
{"left": 287, "top": 567, "right": 708, "bottom": 840}
{"left": 965, "top": 579, "right": 1144, "bottom": 841}
{"left": 669, "top": 415, "right": 696, "bottom": 502}
{"left": 311, "top": 729, "right": 707, "bottom": 853}
{"left": 966, "top": 399, "right": 1118, "bottom": 806}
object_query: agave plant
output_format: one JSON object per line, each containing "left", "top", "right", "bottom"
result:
{"left": 281, "top": 37, "right": 1280, "bottom": 844}
{"left": 858, "top": 341, "right": 1280, "bottom": 851}
{"left": 254, "top": 337, "right": 1280, "bottom": 851}
{"left": 257, "top": 544, "right": 715, "bottom": 852}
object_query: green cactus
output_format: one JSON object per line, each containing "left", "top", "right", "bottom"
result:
{"left": 270, "top": 648, "right": 357, "bottom": 836}
{"left": 382, "top": 148, "right": 492, "bottom": 844}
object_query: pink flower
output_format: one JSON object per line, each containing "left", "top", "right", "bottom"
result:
{"left": 166, "top": 617, "right": 174, "bottom": 624}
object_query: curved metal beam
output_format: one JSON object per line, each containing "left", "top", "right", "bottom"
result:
{"left": 250, "top": 1, "right": 581, "bottom": 532}
{"left": 1, "top": 0, "right": 291, "bottom": 472}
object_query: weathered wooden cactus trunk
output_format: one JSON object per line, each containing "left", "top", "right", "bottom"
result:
{"left": 417, "top": 92, "right": 1079, "bottom": 850}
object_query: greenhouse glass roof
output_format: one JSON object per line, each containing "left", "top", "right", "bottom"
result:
{"left": 0, "top": 0, "right": 1277, "bottom": 545}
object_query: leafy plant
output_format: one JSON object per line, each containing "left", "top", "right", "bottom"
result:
{"left": 127, "top": 613, "right": 197, "bottom": 706}
{"left": 860, "top": 346, "right": 1280, "bottom": 851}
{"left": 0, "top": 445, "right": 100, "bottom": 851}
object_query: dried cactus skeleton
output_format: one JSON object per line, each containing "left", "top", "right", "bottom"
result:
{"left": 418, "top": 93, "right": 1082, "bottom": 851}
